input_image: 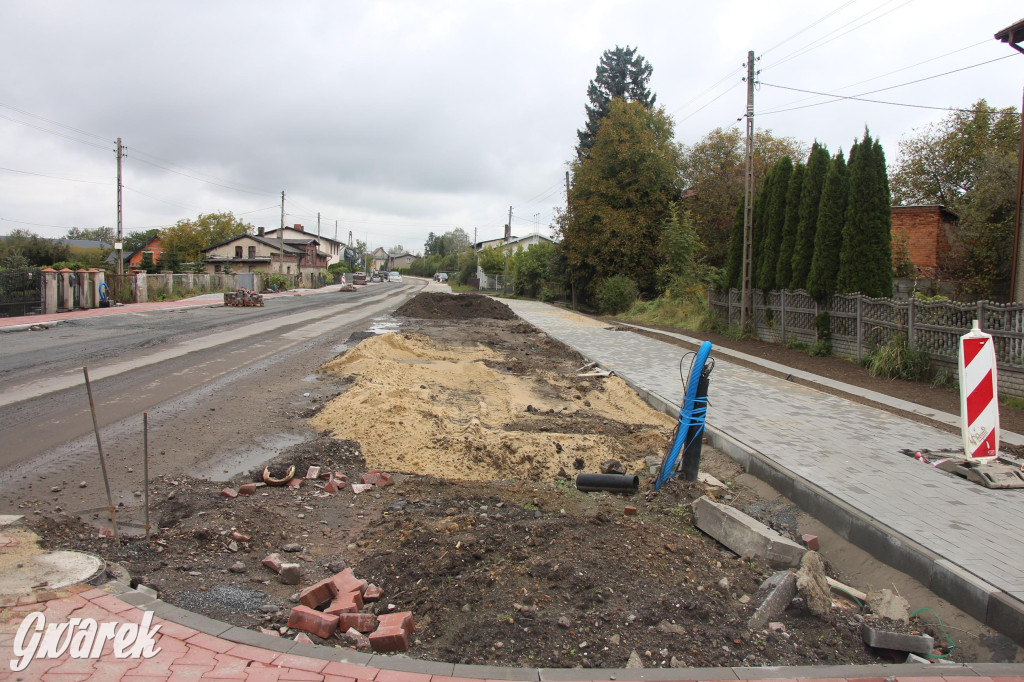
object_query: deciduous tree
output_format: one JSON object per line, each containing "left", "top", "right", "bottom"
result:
{"left": 162, "top": 212, "right": 253, "bottom": 264}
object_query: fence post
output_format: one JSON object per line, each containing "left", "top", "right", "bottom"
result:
{"left": 781, "top": 290, "right": 787, "bottom": 342}
{"left": 41, "top": 268, "right": 58, "bottom": 314}
{"left": 977, "top": 300, "right": 985, "bottom": 329}
{"left": 726, "top": 287, "right": 732, "bottom": 327}
{"left": 907, "top": 297, "right": 916, "bottom": 348}
{"left": 856, "top": 295, "right": 863, "bottom": 362}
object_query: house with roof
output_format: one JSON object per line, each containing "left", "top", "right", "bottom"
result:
{"left": 473, "top": 231, "right": 556, "bottom": 289}
{"left": 264, "top": 224, "right": 346, "bottom": 267}
{"left": 201, "top": 229, "right": 328, "bottom": 276}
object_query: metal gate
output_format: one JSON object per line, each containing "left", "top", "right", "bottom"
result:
{"left": 106, "top": 274, "right": 134, "bottom": 304}
{"left": 237, "top": 273, "right": 255, "bottom": 290}
{"left": 0, "top": 269, "right": 42, "bottom": 317}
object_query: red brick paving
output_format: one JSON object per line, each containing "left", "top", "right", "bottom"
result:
{"left": 0, "top": 584, "right": 1020, "bottom": 681}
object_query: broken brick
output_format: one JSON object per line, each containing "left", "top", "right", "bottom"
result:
{"left": 330, "top": 568, "right": 368, "bottom": 596}
{"left": 324, "top": 591, "right": 362, "bottom": 615}
{"left": 359, "top": 471, "right": 394, "bottom": 487}
{"left": 624, "top": 506, "right": 637, "bottom": 516}
{"left": 238, "top": 483, "right": 258, "bottom": 496}
{"left": 350, "top": 483, "right": 373, "bottom": 494}
{"left": 286, "top": 478, "right": 303, "bottom": 488}
{"left": 299, "top": 578, "right": 337, "bottom": 610}
{"left": 324, "top": 480, "right": 339, "bottom": 494}
{"left": 287, "top": 605, "right": 339, "bottom": 639}
{"left": 377, "top": 611, "right": 415, "bottom": 635}
{"left": 262, "top": 553, "right": 284, "bottom": 573}
{"left": 305, "top": 466, "right": 321, "bottom": 480}
{"left": 333, "top": 473, "right": 348, "bottom": 483}
{"left": 801, "top": 534, "right": 820, "bottom": 551}
{"left": 363, "top": 584, "right": 383, "bottom": 602}
{"left": 337, "top": 612, "right": 377, "bottom": 633}
{"left": 220, "top": 488, "right": 238, "bottom": 498}
{"left": 230, "top": 531, "right": 251, "bottom": 543}
{"left": 294, "top": 633, "right": 314, "bottom": 645}
{"left": 342, "top": 627, "right": 371, "bottom": 649}
{"left": 369, "top": 625, "right": 408, "bottom": 652}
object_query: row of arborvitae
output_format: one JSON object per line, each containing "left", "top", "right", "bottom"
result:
{"left": 726, "top": 129, "right": 893, "bottom": 301}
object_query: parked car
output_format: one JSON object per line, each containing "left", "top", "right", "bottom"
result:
{"left": 352, "top": 272, "right": 367, "bottom": 285}
{"left": 389, "top": 271, "right": 402, "bottom": 283}
{"left": 370, "top": 273, "right": 381, "bottom": 283}
{"left": 433, "top": 272, "right": 449, "bottom": 282}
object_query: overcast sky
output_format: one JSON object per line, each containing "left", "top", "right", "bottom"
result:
{"left": 1, "top": 1, "right": 1022, "bottom": 253}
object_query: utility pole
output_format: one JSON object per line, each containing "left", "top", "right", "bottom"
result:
{"left": 740, "top": 50, "right": 757, "bottom": 332}
{"left": 116, "top": 137, "right": 124, "bottom": 277}
{"left": 279, "top": 191, "right": 285, "bottom": 274}
{"left": 317, "top": 212, "right": 321, "bottom": 239}
{"left": 566, "top": 171, "right": 577, "bottom": 310}
{"left": 507, "top": 206, "right": 512, "bottom": 243}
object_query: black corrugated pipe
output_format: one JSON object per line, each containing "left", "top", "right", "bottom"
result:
{"left": 575, "top": 473, "right": 639, "bottom": 493}
{"left": 680, "top": 364, "right": 713, "bottom": 482}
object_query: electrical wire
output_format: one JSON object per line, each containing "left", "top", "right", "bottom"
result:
{"left": 1, "top": 166, "right": 111, "bottom": 186}
{"left": 0, "top": 217, "right": 81, "bottom": 230}
{"left": 760, "top": 0, "right": 860, "bottom": 57}
{"left": 0, "top": 100, "right": 110, "bottom": 142}
{"left": 128, "top": 155, "right": 274, "bottom": 197}
{"left": 128, "top": 147, "right": 276, "bottom": 197}
{"left": 0, "top": 112, "right": 112, "bottom": 151}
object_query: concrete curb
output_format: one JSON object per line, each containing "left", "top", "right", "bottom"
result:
{"left": 95, "top": 579, "right": 1024, "bottom": 679}
{"left": 611, "top": 369, "right": 1024, "bottom": 648}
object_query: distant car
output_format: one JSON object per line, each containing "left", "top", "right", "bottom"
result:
{"left": 389, "top": 271, "right": 402, "bottom": 283}
{"left": 433, "top": 272, "right": 449, "bottom": 283}
{"left": 352, "top": 272, "right": 367, "bottom": 285}
{"left": 370, "top": 273, "right": 381, "bottom": 283}
{"left": 378, "top": 271, "right": 389, "bottom": 282}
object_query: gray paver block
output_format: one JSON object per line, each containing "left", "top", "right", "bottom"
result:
{"left": 117, "top": 590, "right": 157, "bottom": 607}
{"left": 166, "top": 609, "right": 232, "bottom": 637}
{"left": 451, "top": 663, "right": 540, "bottom": 680}
{"left": 691, "top": 495, "right": 805, "bottom": 568}
{"left": 220, "top": 626, "right": 295, "bottom": 653}
{"left": 987, "top": 591, "right": 1024, "bottom": 646}
{"left": 289, "top": 640, "right": 371, "bottom": 662}
{"left": 373, "top": 654, "right": 454, "bottom": 676}
{"left": 862, "top": 624, "right": 934, "bottom": 655}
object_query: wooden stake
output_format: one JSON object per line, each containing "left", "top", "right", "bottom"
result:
{"left": 83, "top": 367, "right": 119, "bottom": 541}
{"left": 143, "top": 411, "right": 150, "bottom": 541}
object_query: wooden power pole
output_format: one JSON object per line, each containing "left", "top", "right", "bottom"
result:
{"left": 740, "top": 51, "right": 757, "bottom": 332}
{"left": 279, "top": 191, "right": 285, "bottom": 274}
{"left": 116, "top": 137, "right": 123, "bottom": 277}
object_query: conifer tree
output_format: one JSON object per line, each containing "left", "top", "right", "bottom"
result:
{"left": 576, "top": 46, "right": 656, "bottom": 159}
{"left": 837, "top": 130, "right": 893, "bottom": 297}
{"left": 757, "top": 156, "right": 792, "bottom": 290}
{"left": 775, "top": 163, "right": 805, "bottom": 288}
{"left": 749, "top": 168, "right": 772, "bottom": 290}
{"left": 789, "top": 142, "right": 829, "bottom": 290}
{"left": 807, "top": 150, "right": 848, "bottom": 301}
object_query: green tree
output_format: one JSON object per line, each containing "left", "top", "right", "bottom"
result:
{"left": 510, "top": 241, "right": 558, "bottom": 297}
{"left": 890, "top": 99, "right": 1020, "bottom": 298}
{"left": 66, "top": 226, "right": 115, "bottom": 245}
{"left": 138, "top": 251, "right": 158, "bottom": 274}
{"left": 837, "top": 130, "right": 892, "bottom": 298}
{"left": 123, "top": 228, "right": 159, "bottom": 254}
{"left": 162, "top": 212, "right": 253, "bottom": 264}
{"left": 789, "top": 142, "right": 830, "bottom": 290}
{"left": 775, "top": 163, "right": 805, "bottom": 288}
{"left": 424, "top": 228, "right": 471, "bottom": 257}
{"left": 724, "top": 202, "right": 744, "bottom": 290}
{"left": 560, "top": 99, "right": 682, "bottom": 300}
{"left": 576, "top": 46, "right": 656, "bottom": 158}
{"left": 477, "top": 246, "right": 506, "bottom": 275}
{"left": 807, "top": 150, "right": 848, "bottom": 301}
{"left": 0, "top": 229, "right": 70, "bottom": 267}
{"left": 157, "top": 248, "right": 183, "bottom": 273}
{"left": 757, "top": 156, "right": 793, "bottom": 290}
{"left": 680, "top": 127, "right": 807, "bottom": 268}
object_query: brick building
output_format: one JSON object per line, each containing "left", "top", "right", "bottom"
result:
{"left": 890, "top": 204, "right": 958, "bottom": 279}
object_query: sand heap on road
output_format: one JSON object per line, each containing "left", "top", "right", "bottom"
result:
{"left": 311, "top": 331, "right": 673, "bottom": 481}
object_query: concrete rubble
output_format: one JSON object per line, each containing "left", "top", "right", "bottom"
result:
{"left": 691, "top": 495, "right": 806, "bottom": 568}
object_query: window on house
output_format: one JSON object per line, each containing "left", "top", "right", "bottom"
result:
{"left": 287, "top": 266, "right": 291, "bottom": 274}
{"left": 248, "top": 246, "right": 256, "bottom": 259}
{"left": 214, "top": 264, "right": 222, "bottom": 273}
{"left": 235, "top": 246, "right": 243, "bottom": 258}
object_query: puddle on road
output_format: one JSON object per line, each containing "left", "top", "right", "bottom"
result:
{"left": 195, "top": 432, "right": 306, "bottom": 482}
{"left": 367, "top": 316, "right": 400, "bottom": 335}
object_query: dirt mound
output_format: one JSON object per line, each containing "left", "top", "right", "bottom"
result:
{"left": 395, "top": 292, "right": 517, "bottom": 320}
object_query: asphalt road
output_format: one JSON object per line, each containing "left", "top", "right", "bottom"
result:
{"left": 0, "top": 279, "right": 428, "bottom": 520}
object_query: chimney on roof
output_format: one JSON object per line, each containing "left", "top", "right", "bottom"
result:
{"left": 258, "top": 226, "right": 265, "bottom": 237}
{"left": 294, "top": 224, "right": 304, "bottom": 232}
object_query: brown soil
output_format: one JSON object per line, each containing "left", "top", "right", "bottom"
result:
{"left": 25, "top": 294, "right": 1022, "bottom": 668}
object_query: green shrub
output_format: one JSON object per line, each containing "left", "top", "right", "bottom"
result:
{"left": 811, "top": 311, "right": 832, "bottom": 357}
{"left": 595, "top": 275, "right": 639, "bottom": 315}
{"left": 864, "top": 333, "right": 931, "bottom": 381}
{"left": 264, "top": 273, "right": 289, "bottom": 291}
{"left": 538, "top": 286, "right": 556, "bottom": 303}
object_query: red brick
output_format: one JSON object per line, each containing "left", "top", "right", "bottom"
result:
{"left": 286, "top": 477, "right": 303, "bottom": 488}
{"left": 337, "top": 612, "right": 377, "bottom": 633}
{"left": 287, "top": 605, "right": 339, "bottom": 639}
{"left": 330, "top": 567, "right": 367, "bottom": 596}
{"left": 299, "top": 578, "right": 336, "bottom": 609}
{"left": 305, "top": 466, "right": 321, "bottom": 480}
{"left": 359, "top": 471, "right": 394, "bottom": 487}
{"left": 362, "top": 584, "right": 383, "bottom": 602}
{"left": 333, "top": 473, "right": 347, "bottom": 483}
{"left": 239, "top": 483, "right": 260, "bottom": 496}
{"left": 376, "top": 610, "right": 414, "bottom": 635}
{"left": 368, "top": 625, "right": 408, "bottom": 652}
{"left": 220, "top": 487, "right": 238, "bottom": 498}
{"left": 230, "top": 531, "right": 251, "bottom": 542}
{"left": 801, "top": 534, "right": 820, "bottom": 551}
{"left": 624, "top": 506, "right": 637, "bottom": 515}
{"left": 324, "top": 480, "right": 339, "bottom": 494}
{"left": 294, "top": 632, "right": 314, "bottom": 644}
{"left": 262, "top": 553, "right": 284, "bottom": 573}
{"left": 324, "top": 591, "right": 361, "bottom": 615}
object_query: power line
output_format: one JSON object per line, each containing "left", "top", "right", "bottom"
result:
{"left": 1, "top": 166, "right": 111, "bottom": 186}
{"left": 1, "top": 217, "right": 82, "bottom": 230}
{"left": 0, "top": 100, "right": 111, "bottom": 142}
{"left": 763, "top": 0, "right": 914, "bottom": 73}
{"left": 759, "top": 53, "right": 1021, "bottom": 115}
{"left": 678, "top": 82, "right": 744, "bottom": 123}
{"left": 128, "top": 147, "right": 276, "bottom": 197}
{"left": 128, "top": 155, "right": 275, "bottom": 197}
{"left": 760, "top": 0, "right": 860, "bottom": 56}
{"left": 0, "top": 112, "right": 112, "bottom": 151}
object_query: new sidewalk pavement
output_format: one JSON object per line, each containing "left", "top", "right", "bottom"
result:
{"left": 501, "top": 299, "right": 1024, "bottom": 646}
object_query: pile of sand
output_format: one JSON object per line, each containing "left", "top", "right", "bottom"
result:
{"left": 310, "top": 333, "right": 673, "bottom": 481}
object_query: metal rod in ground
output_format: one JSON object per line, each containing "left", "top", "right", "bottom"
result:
{"left": 83, "top": 367, "right": 119, "bottom": 541}
{"left": 143, "top": 411, "right": 150, "bottom": 541}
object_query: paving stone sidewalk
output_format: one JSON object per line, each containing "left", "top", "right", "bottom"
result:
{"left": 501, "top": 299, "right": 1024, "bottom": 642}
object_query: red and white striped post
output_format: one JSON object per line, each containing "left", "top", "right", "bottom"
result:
{"left": 958, "top": 320, "right": 999, "bottom": 460}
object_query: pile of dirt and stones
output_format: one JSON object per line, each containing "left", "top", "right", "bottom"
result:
{"left": 394, "top": 291, "right": 516, "bottom": 320}
{"left": 26, "top": 293, "right": 1020, "bottom": 668}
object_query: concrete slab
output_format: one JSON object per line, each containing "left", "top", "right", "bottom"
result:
{"left": 0, "top": 550, "right": 105, "bottom": 594}
{"left": 691, "top": 495, "right": 806, "bottom": 568}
